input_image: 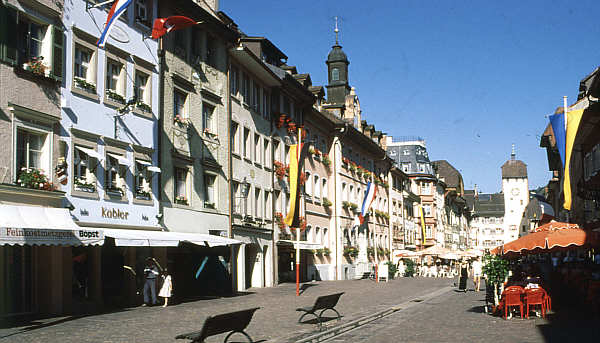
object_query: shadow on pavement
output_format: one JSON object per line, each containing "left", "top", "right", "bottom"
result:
{"left": 299, "top": 283, "right": 318, "bottom": 295}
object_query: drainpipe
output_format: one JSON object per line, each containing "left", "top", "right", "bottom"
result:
{"left": 332, "top": 122, "right": 349, "bottom": 280}
{"left": 226, "top": 48, "right": 235, "bottom": 292}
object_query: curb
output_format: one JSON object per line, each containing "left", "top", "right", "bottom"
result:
{"left": 284, "top": 286, "right": 453, "bottom": 343}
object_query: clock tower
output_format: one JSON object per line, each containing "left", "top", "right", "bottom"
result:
{"left": 501, "top": 145, "right": 529, "bottom": 241}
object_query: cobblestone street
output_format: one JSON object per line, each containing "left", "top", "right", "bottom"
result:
{"left": 0, "top": 277, "right": 453, "bottom": 343}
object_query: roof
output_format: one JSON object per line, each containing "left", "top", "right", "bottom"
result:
{"left": 501, "top": 158, "right": 528, "bottom": 178}
{"left": 465, "top": 191, "right": 505, "bottom": 218}
{"left": 432, "top": 160, "right": 463, "bottom": 190}
{"left": 327, "top": 44, "right": 348, "bottom": 63}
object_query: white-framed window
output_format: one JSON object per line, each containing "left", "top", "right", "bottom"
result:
{"left": 174, "top": 89, "right": 188, "bottom": 120}
{"left": 254, "top": 188, "right": 262, "bottom": 218}
{"left": 231, "top": 121, "right": 239, "bottom": 155}
{"left": 274, "top": 190, "right": 281, "bottom": 213}
{"left": 349, "top": 185, "right": 354, "bottom": 203}
{"left": 72, "top": 146, "right": 98, "bottom": 192}
{"left": 73, "top": 41, "right": 97, "bottom": 91}
{"left": 254, "top": 133, "right": 261, "bottom": 164}
{"left": 305, "top": 171, "right": 312, "bottom": 195}
{"left": 314, "top": 175, "right": 320, "bottom": 198}
{"left": 322, "top": 178, "right": 328, "bottom": 198}
{"left": 273, "top": 138, "right": 281, "bottom": 163}
{"left": 134, "top": 0, "right": 153, "bottom": 27}
{"left": 204, "top": 173, "right": 216, "bottom": 208}
{"left": 134, "top": 160, "right": 152, "bottom": 200}
{"left": 342, "top": 182, "right": 347, "bottom": 202}
{"left": 203, "top": 103, "right": 215, "bottom": 136}
{"left": 16, "top": 129, "right": 49, "bottom": 177}
{"left": 134, "top": 69, "right": 151, "bottom": 108}
{"left": 243, "top": 127, "right": 251, "bottom": 159}
{"left": 105, "top": 152, "right": 127, "bottom": 198}
{"left": 174, "top": 166, "right": 190, "bottom": 205}
{"left": 264, "top": 138, "right": 271, "bottom": 166}
{"left": 230, "top": 66, "right": 238, "bottom": 96}
{"left": 423, "top": 204, "right": 432, "bottom": 216}
{"left": 105, "top": 58, "right": 125, "bottom": 103}
{"left": 332, "top": 68, "right": 340, "bottom": 81}
{"left": 265, "top": 191, "right": 272, "bottom": 220}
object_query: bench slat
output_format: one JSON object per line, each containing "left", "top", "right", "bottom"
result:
{"left": 176, "top": 307, "right": 260, "bottom": 342}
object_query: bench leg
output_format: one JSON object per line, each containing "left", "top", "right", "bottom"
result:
{"left": 224, "top": 330, "right": 253, "bottom": 343}
{"left": 298, "top": 311, "right": 321, "bottom": 325}
{"left": 318, "top": 308, "right": 342, "bottom": 322}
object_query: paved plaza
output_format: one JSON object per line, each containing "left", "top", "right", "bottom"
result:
{"left": 2, "top": 277, "right": 598, "bottom": 343}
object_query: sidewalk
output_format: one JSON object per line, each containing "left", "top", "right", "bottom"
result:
{"left": 0, "top": 277, "right": 454, "bottom": 343}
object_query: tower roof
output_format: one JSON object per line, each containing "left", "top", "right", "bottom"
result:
{"left": 327, "top": 44, "right": 348, "bottom": 63}
{"left": 502, "top": 145, "right": 527, "bottom": 178}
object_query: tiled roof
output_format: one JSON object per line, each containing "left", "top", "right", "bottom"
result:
{"left": 432, "top": 160, "right": 462, "bottom": 189}
{"left": 501, "top": 159, "right": 527, "bottom": 178}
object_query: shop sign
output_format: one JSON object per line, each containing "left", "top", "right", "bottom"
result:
{"left": 0, "top": 227, "right": 104, "bottom": 245}
{"left": 102, "top": 207, "right": 130, "bottom": 220}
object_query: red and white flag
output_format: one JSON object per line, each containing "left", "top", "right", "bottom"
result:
{"left": 152, "top": 16, "right": 198, "bottom": 40}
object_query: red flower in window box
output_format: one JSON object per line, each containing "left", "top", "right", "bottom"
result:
{"left": 286, "top": 121, "right": 297, "bottom": 135}
{"left": 276, "top": 114, "right": 288, "bottom": 128}
{"left": 274, "top": 161, "right": 287, "bottom": 180}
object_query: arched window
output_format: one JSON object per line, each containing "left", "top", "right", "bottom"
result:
{"left": 342, "top": 182, "right": 347, "bottom": 201}
{"left": 323, "top": 228, "right": 329, "bottom": 247}
{"left": 332, "top": 68, "right": 340, "bottom": 81}
{"left": 349, "top": 185, "right": 354, "bottom": 203}
{"left": 322, "top": 178, "right": 328, "bottom": 198}
{"left": 315, "top": 227, "right": 320, "bottom": 244}
{"left": 314, "top": 174, "right": 320, "bottom": 198}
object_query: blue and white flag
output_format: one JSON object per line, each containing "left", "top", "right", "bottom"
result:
{"left": 96, "top": 0, "right": 132, "bottom": 48}
{"left": 359, "top": 181, "right": 377, "bottom": 225}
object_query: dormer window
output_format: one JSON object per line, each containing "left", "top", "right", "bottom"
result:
{"left": 332, "top": 68, "right": 340, "bottom": 81}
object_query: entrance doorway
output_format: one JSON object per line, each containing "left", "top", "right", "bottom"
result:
{"left": 245, "top": 244, "right": 262, "bottom": 289}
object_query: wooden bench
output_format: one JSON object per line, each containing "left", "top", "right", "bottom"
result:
{"left": 175, "top": 307, "right": 260, "bottom": 343}
{"left": 296, "top": 292, "right": 344, "bottom": 327}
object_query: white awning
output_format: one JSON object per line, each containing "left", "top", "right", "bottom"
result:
{"left": 146, "top": 166, "right": 161, "bottom": 173}
{"left": 0, "top": 205, "right": 104, "bottom": 246}
{"left": 103, "top": 228, "right": 241, "bottom": 247}
{"left": 136, "top": 160, "right": 161, "bottom": 173}
{"left": 75, "top": 146, "right": 103, "bottom": 161}
{"left": 278, "top": 240, "right": 323, "bottom": 250}
{"left": 107, "top": 152, "right": 131, "bottom": 166}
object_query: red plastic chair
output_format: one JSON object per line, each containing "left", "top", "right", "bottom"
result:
{"left": 525, "top": 288, "right": 546, "bottom": 319}
{"left": 502, "top": 287, "right": 524, "bottom": 319}
{"left": 542, "top": 288, "right": 551, "bottom": 312}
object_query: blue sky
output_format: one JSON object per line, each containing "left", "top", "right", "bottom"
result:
{"left": 221, "top": 0, "right": 600, "bottom": 193}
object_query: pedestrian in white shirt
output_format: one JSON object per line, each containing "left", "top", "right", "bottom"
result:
{"left": 143, "top": 258, "right": 159, "bottom": 306}
{"left": 472, "top": 258, "right": 483, "bottom": 292}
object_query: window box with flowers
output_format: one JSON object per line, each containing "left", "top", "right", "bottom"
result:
{"left": 349, "top": 202, "right": 358, "bottom": 212}
{"left": 203, "top": 128, "right": 219, "bottom": 140}
{"left": 275, "top": 212, "right": 286, "bottom": 230}
{"left": 322, "top": 197, "right": 332, "bottom": 208}
{"left": 173, "top": 114, "right": 189, "bottom": 129}
{"left": 286, "top": 121, "right": 297, "bottom": 135}
{"left": 106, "top": 89, "right": 126, "bottom": 104}
{"left": 135, "top": 188, "right": 151, "bottom": 200}
{"left": 343, "top": 246, "right": 359, "bottom": 258}
{"left": 204, "top": 202, "right": 216, "bottom": 209}
{"left": 276, "top": 114, "right": 288, "bottom": 129}
{"left": 322, "top": 247, "right": 331, "bottom": 256}
{"left": 367, "top": 247, "right": 375, "bottom": 257}
{"left": 136, "top": 102, "right": 152, "bottom": 113}
{"left": 74, "top": 76, "right": 97, "bottom": 93}
{"left": 342, "top": 201, "right": 351, "bottom": 210}
{"left": 274, "top": 161, "right": 287, "bottom": 181}
{"left": 106, "top": 186, "right": 125, "bottom": 197}
{"left": 75, "top": 178, "right": 96, "bottom": 193}
{"left": 356, "top": 166, "right": 364, "bottom": 178}
{"left": 16, "top": 168, "right": 56, "bottom": 191}
{"left": 342, "top": 157, "right": 349, "bottom": 169}
{"left": 322, "top": 154, "right": 331, "bottom": 169}
{"left": 377, "top": 247, "right": 386, "bottom": 257}
{"left": 349, "top": 162, "right": 357, "bottom": 173}
{"left": 174, "top": 196, "right": 189, "bottom": 205}
{"left": 22, "top": 56, "right": 51, "bottom": 77}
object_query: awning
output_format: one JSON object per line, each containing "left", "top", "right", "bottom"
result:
{"left": 103, "top": 228, "right": 241, "bottom": 247}
{"left": 107, "top": 152, "right": 131, "bottom": 166}
{"left": 75, "top": 146, "right": 103, "bottom": 161}
{"left": 137, "top": 160, "right": 161, "bottom": 173}
{"left": 0, "top": 205, "right": 104, "bottom": 246}
{"left": 278, "top": 239, "right": 323, "bottom": 250}
{"left": 147, "top": 166, "right": 161, "bottom": 173}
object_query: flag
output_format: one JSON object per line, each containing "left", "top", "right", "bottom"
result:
{"left": 284, "top": 128, "right": 309, "bottom": 228}
{"left": 96, "top": 0, "right": 132, "bottom": 48}
{"left": 358, "top": 181, "right": 377, "bottom": 225}
{"left": 151, "top": 16, "right": 198, "bottom": 40}
{"left": 549, "top": 112, "right": 566, "bottom": 167}
{"left": 563, "top": 108, "right": 585, "bottom": 210}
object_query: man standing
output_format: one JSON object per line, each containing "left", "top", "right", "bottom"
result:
{"left": 472, "top": 257, "right": 483, "bottom": 292}
{"left": 143, "top": 258, "right": 159, "bottom": 306}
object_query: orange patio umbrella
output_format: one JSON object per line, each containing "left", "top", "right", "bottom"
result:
{"left": 500, "top": 221, "right": 599, "bottom": 255}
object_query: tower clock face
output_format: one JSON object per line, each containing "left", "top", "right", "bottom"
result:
{"left": 511, "top": 188, "right": 520, "bottom": 196}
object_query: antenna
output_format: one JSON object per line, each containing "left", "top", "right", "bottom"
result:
{"left": 334, "top": 16, "right": 339, "bottom": 44}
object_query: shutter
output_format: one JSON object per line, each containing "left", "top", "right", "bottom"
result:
{"left": 52, "top": 26, "right": 63, "bottom": 79}
{"left": 0, "top": 5, "right": 18, "bottom": 65}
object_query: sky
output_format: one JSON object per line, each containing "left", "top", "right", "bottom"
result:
{"left": 220, "top": 0, "right": 600, "bottom": 194}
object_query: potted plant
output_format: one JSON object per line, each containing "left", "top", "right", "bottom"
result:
{"left": 349, "top": 202, "right": 358, "bottom": 212}
{"left": 275, "top": 212, "right": 286, "bottom": 230}
{"left": 367, "top": 247, "right": 375, "bottom": 257}
{"left": 135, "top": 187, "right": 151, "bottom": 200}
{"left": 16, "top": 168, "right": 55, "bottom": 191}
{"left": 386, "top": 261, "right": 397, "bottom": 279}
{"left": 22, "top": 56, "right": 48, "bottom": 76}
{"left": 342, "top": 201, "right": 351, "bottom": 210}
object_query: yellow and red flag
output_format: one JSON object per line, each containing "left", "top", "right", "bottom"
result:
{"left": 284, "top": 128, "right": 309, "bottom": 228}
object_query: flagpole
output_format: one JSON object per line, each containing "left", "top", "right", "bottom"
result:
{"left": 563, "top": 95, "right": 570, "bottom": 223}
{"left": 296, "top": 127, "right": 302, "bottom": 296}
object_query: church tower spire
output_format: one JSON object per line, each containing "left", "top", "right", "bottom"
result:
{"left": 326, "top": 16, "right": 350, "bottom": 105}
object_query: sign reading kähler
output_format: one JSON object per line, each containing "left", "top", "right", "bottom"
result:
{"left": 102, "top": 207, "right": 130, "bottom": 220}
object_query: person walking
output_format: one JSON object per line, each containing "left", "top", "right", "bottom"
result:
{"left": 472, "top": 258, "right": 483, "bottom": 292}
{"left": 159, "top": 269, "right": 172, "bottom": 307}
{"left": 458, "top": 261, "right": 469, "bottom": 292}
{"left": 143, "top": 258, "right": 159, "bottom": 306}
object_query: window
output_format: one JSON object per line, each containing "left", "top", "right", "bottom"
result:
{"left": 134, "top": 0, "right": 153, "bottom": 27}
{"left": 322, "top": 178, "right": 328, "bottom": 198}
{"left": 204, "top": 173, "right": 216, "bottom": 208}
{"left": 265, "top": 191, "right": 272, "bottom": 220}
{"left": 105, "top": 153, "right": 127, "bottom": 198}
{"left": 305, "top": 172, "right": 312, "bottom": 195}
{"left": 349, "top": 185, "right": 354, "bottom": 203}
{"left": 105, "top": 58, "right": 124, "bottom": 103}
{"left": 401, "top": 162, "right": 410, "bottom": 173}
{"left": 262, "top": 89, "right": 269, "bottom": 119}
{"left": 73, "top": 146, "right": 98, "bottom": 192}
{"left": 134, "top": 70, "right": 151, "bottom": 108}
{"left": 73, "top": 43, "right": 96, "bottom": 91}
{"left": 232, "top": 181, "right": 241, "bottom": 214}
{"left": 241, "top": 72, "right": 248, "bottom": 102}
{"left": 203, "top": 104, "right": 215, "bottom": 136}
{"left": 16, "top": 15, "right": 61, "bottom": 76}
{"left": 174, "top": 89, "right": 187, "bottom": 119}
{"left": 173, "top": 29, "right": 186, "bottom": 57}
{"left": 314, "top": 175, "right": 320, "bottom": 199}
{"left": 254, "top": 188, "right": 262, "bottom": 218}
{"left": 16, "top": 129, "right": 47, "bottom": 175}
{"left": 231, "top": 122, "right": 239, "bottom": 155}
{"left": 273, "top": 139, "right": 280, "bottom": 162}
{"left": 342, "top": 182, "right": 347, "bottom": 202}
{"left": 134, "top": 160, "right": 152, "bottom": 200}
{"left": 264, "top": 138, "right": 271, "bottom": 166}
{"left": 282, "top": 95, "right": 290, "bottom": 116}
{"left": 274, "top": 190, "right": 281, "bottom": 213}
{"left": 206, "top": 33, "right": 217, "bottom": 67}
{"left": 423, "top": 204, "right": 432, "bottom": 216}
{"left": 253, "top": 83, "right": 260, "bottom": 112}
{"left": 254, "top": 134, "right": 261, "bottom": 164}
{"left": 332, "top": 68, "right": 340, "bottom": 81}
{"left": 174, "top": 167, "right": 189, "bottom": 205}
{"left": 243, "top": 127, "right": 250, "bottom": 159}
{"left": 230, "top": 66, "right": 238, "bottom": 96}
